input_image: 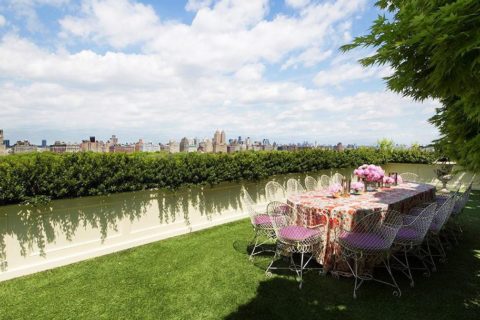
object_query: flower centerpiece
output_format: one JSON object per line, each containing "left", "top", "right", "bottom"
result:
{"left": 328, "top": 183, "right": 343, "bottom": 198}
{"left": 353, "top": 164, "right": 385, "bottom": 191}
{"left": 383, "top": 176, "right": 395, "bottom": 188}
{"left": 351, "top": 181, "right": 364, "bottom": 195}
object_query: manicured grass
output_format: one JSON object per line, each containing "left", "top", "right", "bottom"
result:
{"left": 1, "top": 192, "right": 479, "bottom": 320}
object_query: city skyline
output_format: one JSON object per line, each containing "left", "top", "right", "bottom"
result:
{"left": 0, "top": 1, "right": 439, "bottom": 145}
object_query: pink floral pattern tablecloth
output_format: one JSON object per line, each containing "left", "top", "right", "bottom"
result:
{"left": 287, "top": 183, "right": 436, "bottom": 271}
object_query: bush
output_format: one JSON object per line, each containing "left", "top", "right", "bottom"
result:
{"left": 0, "top": 148, "right": 436, "bottom": 205}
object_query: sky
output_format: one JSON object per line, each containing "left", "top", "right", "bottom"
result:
{"left": 0, "top": 0, "right": 440, "bottom": 145}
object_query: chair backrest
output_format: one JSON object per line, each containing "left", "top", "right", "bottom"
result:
{"left": 304, "top": 176, "right": 319, "bottom": 192}
{"left": 330, "top": 173, "right": 345, "bottom": 185}
{"left": 265, "top": 181, "right": 286, "bottom": 202}
{"left": 339, "top": 210, "right": 403, "bottom": 253}
{"left": 399, "top": 172, "right": 419, "bottom": 183}
{"left": 266, "top": 201, "right": 296, "bottom": 237}
{"left": 318, "top": 175, "right": 330, "bottom": 189}
{"left": 431, "top": 196, "right": 456, "bottom": 232}
{"left": 240, "top": 186, "right": 259, "bottom": 225}
{"left": 286, "top": 178, "right": 305, "bottom": 195}
{"left": 453, "top": 184, "right": 472, "bottom": 215}
{"left": 402, "top": 203, "right": 437, "bottom": 243}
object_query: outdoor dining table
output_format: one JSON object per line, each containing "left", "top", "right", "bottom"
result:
{"left": 287, "top": 182, "right": 436, "bottom": 272}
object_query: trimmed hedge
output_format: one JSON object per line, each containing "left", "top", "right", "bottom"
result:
{"left": 0, "top": 148, "right": 436, "bottom": 205}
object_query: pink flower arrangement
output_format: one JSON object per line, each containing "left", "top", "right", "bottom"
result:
{"left": 351, "top": 181, "right": 365, "bottom": 192}
{"left": 383, "top": 176, "right": 395, "bottom": 185}
{"left": 328, "top": 183, "right": 343, "bottom": 197}
{"left": 354, "top": 164, "right": 385, "bottom": 182}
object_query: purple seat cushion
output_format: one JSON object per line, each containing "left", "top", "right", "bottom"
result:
{"left": 254, "top": 214, "right": 271, "bottom": 226}
{"left": 395, "top": 227, "right": 420, "bottom": 241}
{"left": 339, "top": 232, "right": 390, "bottom": 251}
{"left": 279, "top": 226, "right": 320, "bottom": 241}
{"left": 429, "top": 221, "right": 441, "bottom": 232}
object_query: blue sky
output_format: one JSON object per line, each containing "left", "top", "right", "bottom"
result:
{"left": 0, "top": 0, "right": 439, "bottom": 145}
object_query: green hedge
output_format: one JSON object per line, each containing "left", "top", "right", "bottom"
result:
{"left": 0, "top": 148, "right": 436, "bottom": 205}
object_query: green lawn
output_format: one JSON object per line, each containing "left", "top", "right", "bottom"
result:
{"left": 1, "top": 192, "right": 479, "bottom": 320}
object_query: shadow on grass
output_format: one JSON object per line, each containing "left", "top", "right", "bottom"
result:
{"left": 226, "top": 192, "right": 480, "bottom": 320}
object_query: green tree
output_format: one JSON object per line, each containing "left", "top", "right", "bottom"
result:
{"left": 341, "top": 0, "right": 480, "bottom": 172}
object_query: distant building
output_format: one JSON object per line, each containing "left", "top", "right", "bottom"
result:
{"left": 3, "top": 139, "right": 10, "bottom": 148}
{"left": 213, "top": 130, "right": 227, "bottom": 153}
{"left": 180, "top": 137, "right": 190, "bottom": 152}
{"left": 50, "top": 141, "right": 80, "bottom": 153}
{"left": 135, "top": 139, "right": 160, "bottom": 152}
{"left": 167, "top": 140, "right": 180, "bottom": 153}
{"left": 13, "top": 140, "right": 37, "bottom": 154}
{"left": 334, "top": 142, "right": 345, "bottom": 152}
{"left": 81, "top": 137, "right": 106, "bottom": 152}
{"left": 110, "top": 135, "right": 119, "bottom": 145}
{"left": 109, "top": 144, "right": 135, "bottom": 153}
{"left": 198, "top": 139, "right": 213, "bottom": 153}
{"left": 0, "top": 129, "right": 6, "bottom": 155}
{"left": 41, "top": 139, "right": 47, "bottom": 148}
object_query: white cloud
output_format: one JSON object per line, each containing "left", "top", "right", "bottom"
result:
{"left": 60, "top": 0, "right": 161, "bottom": 48}
{"left": 2, "top": 0, "right": 70, "bottom": 32}
{"left": 185, "top": 0, "right": 214, "bottom": 12}
{"left": 0, "top": 15, "right": 6, "bottom": 27}
{"left": 285, "top": 0, "right": 310, "bottom": 9}
{"left": 314, "top": 62, "right": 391, "bottom": 87}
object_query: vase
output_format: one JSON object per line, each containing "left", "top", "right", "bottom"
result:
{"left": 364, "top": 181, "right": 378, "bottom": 192}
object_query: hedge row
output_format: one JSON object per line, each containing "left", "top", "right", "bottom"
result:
{"left": 0, "top": 148, "right": 436, "bottom": 205}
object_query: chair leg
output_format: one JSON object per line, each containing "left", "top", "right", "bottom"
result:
{"left": 249, "top": 232, "right": 260, "bottom": 260}
{"left": 403, "top": 247, "right": 414, "bottom": 287}
{"left": 298, "top": 252, "right": 304, "bottom": 289}
{"left": 384, "top": 257, "right": 401, "bottom": 297}
{"left": 426, "top": 237, "right": 437, "bottom": 272}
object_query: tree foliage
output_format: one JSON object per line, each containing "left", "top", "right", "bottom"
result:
{"left": 0, "top": 149, "right": 435, "bottom": 205}
{"left": 341, "top": 0, "right": 480, "bottom": 172}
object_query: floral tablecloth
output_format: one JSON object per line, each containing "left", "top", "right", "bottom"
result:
{"left": 287, "top": 183, "right": 436, "bottom": 271}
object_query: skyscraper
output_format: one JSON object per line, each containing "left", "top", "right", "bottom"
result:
{"left": 213, "top": 130, "right": 227, "bottom": 153}
{"left": 41, "top": 140, "right": 47, "bottom": 148}
{"left": 221, "top": 130, "right": 226, "bottom": 144}
{"left": 180, "top": 137, "right": 190, "bottom": 152}
{"left": 0, "top": 129, "right": 5, "bottom": 155}
{"left": 213, "top": 130, "right": 221, "bottom": 144}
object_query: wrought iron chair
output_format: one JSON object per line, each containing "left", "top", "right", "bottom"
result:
{"left": 330, "top": 172, "right": 345, "bottom": 185}
{"left": 425, "top": 195, "right": 456, "bottom": 271}
{"left": 392, "top": 203, "right": 437, "bottom": 287}
{"left": 265, "top": 201, "right": 328, "bottom": 289}
{"left": 265, "top": 181, "right": 287, "bottom": 202}
{"left": 337, "top": 210, "right": 403, "bottom": 298}
{"left": 318, "top": 175, "right": 330, "bottom": 189}
{"left": 304, "top": 176, "right": 319, "bottom": 192}
{"left": 399, "top": 172, "right": 419, "bottom": 183}
{"left": 286, "top": 178, "right": 305, "bottom": 195}
{"left": 446, "top": 183, "right": 472, "bottom": 243}
{"left": 240, "top": 187, "right": 275, "bottom": 260}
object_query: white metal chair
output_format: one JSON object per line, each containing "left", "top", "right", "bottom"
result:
{"left": 330, "top": 172, "right": 345, "bottom": 185}
{"left": 318, "top": 175, "right": 330, "bottom": 189}
{"left": 265, "top": 181, "right": 287, "bottom": 202}
{"left": 304, "top": 176, "right": 319, "bottom": 192}
{"left": 240, "top": 187, "right": 276, "bottom": 260}
{"left": 265, "top": 201, "right": 328, "bottom": 289}
{"left": 392, "top": 203, "right": 437, "bottom": 287}
{"left": 286, "top": 178, "right": 305, "bottom": 195}
{"left": 399, "top": 172, "right": 419, "bottom": 183}
{"left": 337, "top": 210, "right": 403, "bottom": 298}
{"left": 425, "top": 195, "right": 456, "bottom": 271}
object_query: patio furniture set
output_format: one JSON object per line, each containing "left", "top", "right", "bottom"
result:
{"left": 240, "top": 171, "right": 473, "bottom": 298}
